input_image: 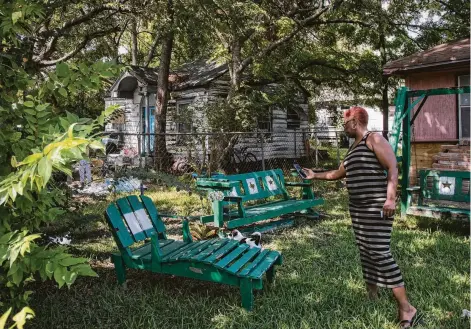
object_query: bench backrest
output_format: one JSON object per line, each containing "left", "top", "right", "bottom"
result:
{"left": 105, "top": 195, "right": 167, "bottom": 256}
{"left": 222, "top": 169, "right": 289, "bottom": 202}
{"left": 419, "top": 169, "right": 470, "bottom": 203}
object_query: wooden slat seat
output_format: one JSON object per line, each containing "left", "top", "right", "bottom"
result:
{"left": 105, "top": 195, "right": 283, "bottom": 310}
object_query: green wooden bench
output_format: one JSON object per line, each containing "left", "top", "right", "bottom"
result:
{"left": 196, "top": 169, "right": 324, "bottom": 230}
{"left": 104, "top": 195, "right": 283, "bottom": 310}
{"left": 406, "top": 169, "right": 470, "bottom": 218}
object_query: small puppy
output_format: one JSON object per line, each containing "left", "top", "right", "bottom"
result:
{"left": 228, "top": 230, "right": 263, "bottom": 249}
{"left": 245, "top": 232, "right": 262, "bottom": 249}
{"left": 228, "top": 229, "right": 246, "bottom": 241}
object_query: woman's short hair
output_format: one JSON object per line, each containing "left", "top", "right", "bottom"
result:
{"left": 344, "top": 106, "right": 368, "bottom": 126}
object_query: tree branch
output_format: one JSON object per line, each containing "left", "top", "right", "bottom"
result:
{"left": 144, "top": 30, "right": 162, "bottom": 67}
{"left": 36, "top": 26, "right": 120, "bottom": 66}
{"left": 306, "top": 19, "right": 373, "bottom": 27}
{"left": 40, "top": 5, "right": 127, "bottom": 38}
{"left": 236, "top": 1, "right": 342, "bottom": 75}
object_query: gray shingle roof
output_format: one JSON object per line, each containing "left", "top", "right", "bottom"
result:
{"left": 121, "top": 60, "right": 228, "bottom": 90}
{"left": 383, "top": 38, "right": 470, "bottom": 76}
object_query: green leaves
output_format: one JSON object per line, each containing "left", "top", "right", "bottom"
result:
{"left": 0, "top": 307, "right": 35, "bottom": 329}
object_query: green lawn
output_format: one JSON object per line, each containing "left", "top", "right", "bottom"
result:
{"left": 29, "top": 181, "right": 470, "bottom": 329}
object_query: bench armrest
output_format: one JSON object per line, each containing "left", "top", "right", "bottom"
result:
{"left": 285, "top": 182, "right": 311, "bottom": 187}
{"left": 181, "top": 218, "right": 193, "bottom": 243}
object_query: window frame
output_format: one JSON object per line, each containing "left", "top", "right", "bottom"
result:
{"left": 458, "top": 74, "right": 470, "bottom": 140}
{"left": 286, "top": 107, "right": 301, "bottom": 130}
{"left": 175, "top": 101, "right": 194, "bottom": 143}
{"left": 256, "top": 107, "right": 273, "bottom": 133}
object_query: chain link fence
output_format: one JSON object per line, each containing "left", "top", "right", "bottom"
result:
{"left": 57, "top": 130, "right": 388, "bottom": 219}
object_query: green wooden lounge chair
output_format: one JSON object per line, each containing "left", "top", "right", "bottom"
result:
{"left": 104, "top": 195, "right": 283, "bottom": 310}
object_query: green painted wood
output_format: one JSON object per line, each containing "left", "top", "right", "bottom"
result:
{"left": 178, "top": 239, "right": 217, "bottom": 261}
{"left": 161, "top": 241, "right": 197, "bottom": 260}
{"left": 419, "top": 170, "right": 470, "bottom": 203}
{"left": 390, "top": 87, "right": 406, "bottom": 155}
{"left": 203, "top": 240, "right": 240, "bottom": 263}
{"left": 168, "top": 240, "right": 210, "bottom": 261}
{"left": 225, "top": 248, "right": 260, "bottom": 274}
{"left": 159, "top": 240, "right": 187, "bottom": 255}
{"left": 238, "top": 249, "right": 270, "bottom": 276}
{"left": 111, "top": 254, "right": 126, "bottom": 285}
{"left": 410, "top": 206, "right": 470, "bottom": 215}
{"left": 240, "top": 278, "right": 254, "bottom": 311}
{"left": 126, "top": 195, "right": 156, "bottom": 238}
{"left": 116, "top": 198, "right": 147, "bottom": 241}
{"left": 105, "top": 198, "right": 282, "bottom": 311}
{"left": 105, "top": 204, "right": 135, "bottom": 248}
{"left": 192, "top": 239, "right": 229, "bottom": 261}
{"left": 182, "top": 219, "right": 193, "bottom": 243}
{"left": 197, "top": 169, "right": 323, "bottom": 229}
{"left": 226, "top": 198, "right": 324, "bottom": 229}
{"left": 150, "top": 233, "right": 162, "bottom": 265}
{"left": 158, "top": 261, "right": 241, "bottom": 287}
{"left": 400, "top": 93, "right": 411, "bottom": 217}
{"left": 140, "top": 195, "right": 167, "bottom": 236}
{"left": 407, "top": 86, "right": 470, "bottom": 97}
{"left": 238, "top": 218, "right": 295, "bottom": 234}
{"left": 247, "top": 251, "right": 280, "bottom": 279}
{"left": 398, "top": 94, "right": 425, "bottom": 123}
{"left": 131, "top": 239, "right": 174, "bottom": 260}
{"left": 215, "top": 244, "right": 250, "bottom": 269}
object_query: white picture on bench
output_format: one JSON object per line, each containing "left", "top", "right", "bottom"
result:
{"left": 265, "top": 176, "right": 277, "bottom": 191}
{"left": 439, "top": 176, "right": 455, "bottom": 195}
{"left": 230, "top": 187, "right": 238, "bottom": 196}
{"left": 246, "top": 178, "right": 258, "bottom": 194}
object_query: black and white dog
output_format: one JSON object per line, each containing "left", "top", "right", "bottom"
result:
{"left": 228, "top": 229, "right": 262, "bottom": 249}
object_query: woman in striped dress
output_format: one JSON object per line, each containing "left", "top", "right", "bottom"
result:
{"left": 303, "top": 107, "right": 417, "bottom": 328}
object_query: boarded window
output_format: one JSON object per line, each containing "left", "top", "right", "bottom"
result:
{"left": 458, "top": 75, "right": 470, "bottom": 139}
{"left": 257, "top": 109, "right": 272, "bottom": 132}
{"left": 176, "top": 102, "right": 193, "bottom": 143}
{"left": 287, "top": 108, "right": 301, "bottom": 130}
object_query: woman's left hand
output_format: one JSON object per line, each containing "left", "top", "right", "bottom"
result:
{"left": 383, "top": 199, "right": 395, "bottom": 218}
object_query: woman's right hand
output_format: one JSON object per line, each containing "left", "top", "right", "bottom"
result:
{"left": 302, "top": 168, "right": 316, "bottom": 180}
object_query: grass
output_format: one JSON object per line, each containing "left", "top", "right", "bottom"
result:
{"left": 29, "top": 181, "right": 470, "bottom": 329}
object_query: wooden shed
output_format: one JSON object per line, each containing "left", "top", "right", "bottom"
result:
{"left": 383, "top": 38, "right": 470, "bottom": 184}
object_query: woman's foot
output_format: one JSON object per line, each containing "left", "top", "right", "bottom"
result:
{"left": 398, "top": 305, "right": 417, "bottom": 328}
{"left": 366, "top": 283, "right": 379, "bottom": 300}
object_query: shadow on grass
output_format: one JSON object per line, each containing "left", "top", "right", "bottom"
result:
{"left": 28, "top": 183, "right": 469, "bottom": 329}
{"left": 28, "top": 215, "right": 469, "bottom": 329}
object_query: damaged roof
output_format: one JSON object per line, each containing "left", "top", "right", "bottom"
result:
{"left": 114, "top": 60, "right": 228, "bottom": 90}
{"left": 383, "top": 38, "right": 470, "bottom": 76}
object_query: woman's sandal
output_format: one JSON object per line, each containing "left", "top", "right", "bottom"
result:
{"left": 399, "top": 311, "right": 422, "bottom": 329}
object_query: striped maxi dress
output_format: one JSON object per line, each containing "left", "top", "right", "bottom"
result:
{"left": 343, "top": 132, "right": 404, "bottom": 288}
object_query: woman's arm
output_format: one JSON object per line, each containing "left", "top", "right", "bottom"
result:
{"left": 302, "top": 163, "right": 346, "bottom": 181}
{"left": 367, "top": 133, "right": 398, "bottom": 217}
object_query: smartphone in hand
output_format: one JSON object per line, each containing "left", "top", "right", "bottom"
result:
{"left": 293, "top": 162, "right": 307, "bottom": 178}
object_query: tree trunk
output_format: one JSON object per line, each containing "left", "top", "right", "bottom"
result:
{"left": 228, "top": 39, "right": 242, "bottom": 98}
{"left": 381, "top": 76, "right": 389, "bottom": 139}
{"left": 131, "top": 18, "right": 138, "bottom": 65}
{"left": 154, "top": 0, "right": 174, "bottom": 170}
